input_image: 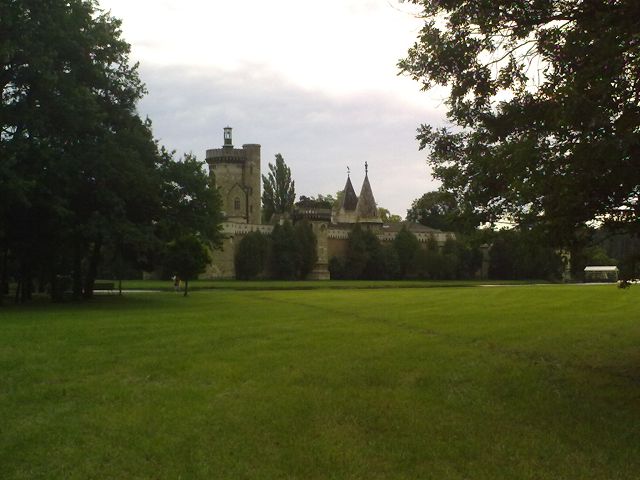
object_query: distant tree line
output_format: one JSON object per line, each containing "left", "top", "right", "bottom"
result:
{"left": 0, "top": 1, "right": 223, "bottom": 302}
{"left": 235, "top": 221, "right": 317, "bottom": 280}
{"left": 329, "top": 225, "right": 483, "bottom": 281}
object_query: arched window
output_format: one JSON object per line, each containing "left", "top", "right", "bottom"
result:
{"left": 234, "top": 197, "right": 241, "bottom": 210}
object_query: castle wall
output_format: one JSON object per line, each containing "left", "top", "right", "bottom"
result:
{"left": 202, "top": 220, "right": 457, "bottom": 280}
{"left": 202, "top": 222, "right": 274, "bottom": 279}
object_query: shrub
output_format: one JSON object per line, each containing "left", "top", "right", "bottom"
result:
{"left": 269, "top": 221, "right": 299, "bottom": 280}
{"left": 294, "top": 220, "right": 317, "bottom": 279}
{"left": 235, "top": 231, "right": 268, "bottom": 280}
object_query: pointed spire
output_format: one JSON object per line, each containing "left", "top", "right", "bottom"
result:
{"left": 340, "top": 174, "right": 358, "bottom": 212}
{"left": 355, "top": 163, "right": 381, "bottom": 221}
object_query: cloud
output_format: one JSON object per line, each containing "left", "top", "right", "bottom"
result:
{"left": 137, "top": 63, "right": 446, "bottom": 216}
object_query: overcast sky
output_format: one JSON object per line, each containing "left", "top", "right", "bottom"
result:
{"left": 100, "top": 0, "right": 449, "bottom": 216}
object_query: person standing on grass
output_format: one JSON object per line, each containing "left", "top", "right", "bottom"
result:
{"left": 172, "top": 275, "right": 180, "bottom": 292}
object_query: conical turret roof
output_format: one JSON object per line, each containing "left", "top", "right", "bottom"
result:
{"left": 340, "top": 176, "right": 358, "bottom": 211}
{"left": 355, "top": 173, "right": 379, "bottom": 220}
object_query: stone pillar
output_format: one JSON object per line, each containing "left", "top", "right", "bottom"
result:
{"left": 309, "top": 221, "right": 330, "bottom": 280}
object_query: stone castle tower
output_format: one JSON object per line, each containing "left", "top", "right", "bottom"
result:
{"left": 206, "top": 127, "right": 261, "bottom": 224}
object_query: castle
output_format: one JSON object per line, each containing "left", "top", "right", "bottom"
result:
{"left": 204, "top": 128, "right": 455, "bottom": 279}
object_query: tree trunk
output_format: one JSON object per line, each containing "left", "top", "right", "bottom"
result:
{"left": 83, "top": 238, "right": 102, "bottom": 299}
{"left": 50, "top": 270, "right": 62, "bottom": 303}
{"left": 14, "top": 277, "right": 20, "bottom": 304}
{"left": 72, "top": 240, "right": 83, "bottom": 300}
{"left": 183, "top": 278, "right": 188, "bottom": 297}
{"left": 1, "top": 246, "right": 8, "bottom": 295}
{"left": 17, "top": 257, "right": 31, "bottom": 303}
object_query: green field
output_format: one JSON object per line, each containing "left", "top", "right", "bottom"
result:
{"left": 1, "top": 285, "right": 639, "bottom": 479}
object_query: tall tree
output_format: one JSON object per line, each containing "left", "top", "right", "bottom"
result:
{"left": 1, "top": 1, "right": 225, "bottom": 302}
{"left": 393, "top": 226, "right": 420, "bottom": 278}
{"left": 269, "top": 221, "right": 299, "bottom": 280}
{"left": 1, "top": 0, "right": 149, "bottom": 301}
{"left": 235, "top": 231, "right": 268, "bottom": 280}
{"left": 399, "top": 0, "right": 640, "bottom": 244}
{"left": 157, "top": 150, "right": 224, "bottom": 285}
{"left": 262, "top": 154, "right": 295, "bottom": 223}
{"left": 294, "top": 220, "right": 318, "bottom": 279}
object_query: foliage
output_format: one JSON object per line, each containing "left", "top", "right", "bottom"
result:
{"left": 0, "top": 2, "right": 224, "bottom": 302}
{"left": 235, "top": 231, "right": 269, "bottom": 281}
{"left": 343, "top": 225, "right": 375, "bottom": 279}
{"left": 0, "top": 0, "right": 151, "bottom": 301}
{"left": 295, "top": 195, "right": 334, "bottom": 210}
{"left": 294, "top": 220, "right": 318, "bottom": 279}
{"left": 269, "top": 221, "right": 299, "bottom": 280}
{"left": 328, "top": 256, "right": 347, "bottom": 280}
{"left": 406, "top": 191, "right": 475, "bottom": 233}
{"left": 488, "top": 230, "right": 563, "bottom": 280}
{"left": 399, "top": 0, "right": 640, "bottom": 242}
{"left": 341, "top": 225, "right": 400, "bottom": 280}
{"left": 378, "top": 208, "right": 402, "bottom": 223}
{"left": 443, "top": 237, "right": 483, "bottom": 280}
{"left": 393, "top": 226, "right": 421, "bottom": 277}
{"left": 163, "top": 235, "right": 211, "bottom": 296}
{"left": 156, "top": 151, "right": 224, "bottom": 248}
{"left": 157, "top": 150, "right": 224, "bottom": 283}
{"left": 262, "top": 154, "right": 296, "bottom": 223}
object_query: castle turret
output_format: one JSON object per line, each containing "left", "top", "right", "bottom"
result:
{"left": 223, "top": 126, "right": 233, "bottom": 148}
{"left": 355, "top": 162, "right": 382, "bottom": 225}
{"left": 333, "top": 168, "right": 358, "bottom": 224}
{"left": 206, "top": 128, "right": 261, "bottom": 224}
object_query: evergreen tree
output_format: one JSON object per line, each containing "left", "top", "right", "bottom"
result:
{"left": 393, "top": 226, "right": 420, "bottom": 278}
{"left": 235, "top": 231, "right": 268, "bottom": 280}
{"left": 294, "top": 220, "right": 317, "bottom": 279}
{"left": 269, "top": 221, "right": 299, "bottom": 280}
{"left": 344, "top": 225, "right": 371, "bottom": 279}
{"left": 262, "top": 154, "right": 295, "bottom": 223}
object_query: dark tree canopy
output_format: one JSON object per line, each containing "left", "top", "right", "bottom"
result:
{"left": 235, "top": 231, "right": 268, "bottom": 280}
{"left": 393, "top": 226, "right": 420, "bottom": 277}
{"left": 1, "top": 0, "right": 150, "bottom": 300}
{"left": 406, "top": 191, "right": 473, "bottom": 232}
{"left": 262, "top": 154, "right": 296, "bottom": 223}
{"left": 269, "top": 221, "right": 299, "bottom": 280}
{"left": 157, "top": 151, "right": 224, "bottom": 248}
{"left": 0, "top": 1, "right": 223, "bottom": 302}
{"left": 164, "top": 235, "right": 211, "bottom": 296}
{"left": 399, "top": 0, "right": 640, "bottom": 244}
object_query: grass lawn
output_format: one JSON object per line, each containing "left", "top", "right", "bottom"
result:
{"left": 118, "top": 278, "right": 539, "bottom": 291}
{"left": 1, "top": 285, "right": 639, "bottom": 479}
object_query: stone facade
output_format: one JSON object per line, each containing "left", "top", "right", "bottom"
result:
{"left": 203, "top": 128, "right": 455, "bottom": 279}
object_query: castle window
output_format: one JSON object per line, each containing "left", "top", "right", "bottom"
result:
{"left": 234, "top": 197, "right": 240, "bottom": 210}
